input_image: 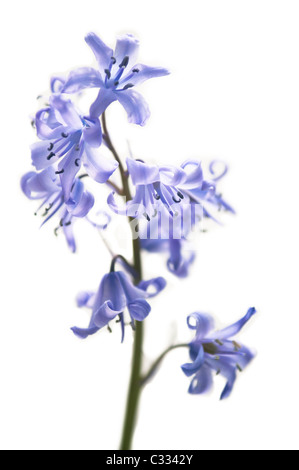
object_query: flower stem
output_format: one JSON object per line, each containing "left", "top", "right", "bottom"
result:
{"left": 101, "top": 111, "right": 144, "bottom": 450}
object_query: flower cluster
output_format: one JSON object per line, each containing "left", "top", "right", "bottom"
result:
{"left": 22, "top": 30, "right": 255, "bottom": 412}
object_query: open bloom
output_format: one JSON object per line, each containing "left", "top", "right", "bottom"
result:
{"left": 72, "top": 272, "right": 166, "bottom": 341}
{"left": 31, "top": 94, "right": 118, "bottom": 200}
{"left": 182, "top": 308, "right": 256, "bottom": 400}
{"left": 21, "top": 167, "right": 94, "bottom": 252}
{"left": 62, "top": 32, "right": 170, "bottom": 125}
{"left": 109, "top": 158, "right": 218, "bottom": 220}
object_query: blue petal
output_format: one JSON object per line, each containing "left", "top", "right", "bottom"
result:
{"left": 35, "top": 108, "right": 66, "bottom": 140}
{"left": 92, "top": 273, "right": 127, "bottom": 328}
{"left": 107, "top": 192, "right": 130, "bottom": 216}
{"left": 181, "top": 345, "right": 205, "bottom": 377}
{"left": 82, "top": 117, "right": 102, "bottom": 148}
{"left": 187, "top": 312, "right": 215, "bottom": 340}
{"left": 85, "top": 33, "right": 113, "bottom": 72}
{"left": 167, "top": 239, "right": 195, "bottom": 278}
{"left": 188, "top": 365, "right": 213, "bottom": 395}
{"left": 31, "top": 141, "right": 59, "bottom": 170}
{"left": 113, "top": 34, "right": 140, "bottom": 72}
{"left": 58, "top": 148, "right": 81, "bottom": 200}
{"left": 71, "top": 325, "right": 99, "bottom": 339}
{"left": 50, "top": 76, "right": 66, "bottom": 93}
{"left": 128, "top": 299, "right": 151, "bottom": 322}
{"left": 21, "top": 168, "right": 60, "bottom": 199}
{"left": 63, "top": 218, "right": 77, "bottom": 253}
{"left": 83, "top": 145, "right": 119, "bottom": 183}
{"left": 180, "top": 160, "right": 204, "bottom": 190}
{"left": 127, "top": 158, "right": 160, "bottom": 185}
{"left": 116, "top": 89, "right": 150, "bottom": 126}
{"left": 67, "top": 179, "right": 94, "bottom": 218}
{"left": 76, "top": 291, "right": 95, "bottom": 308}
{"left": 208, "top": 308, "right": 257, "bottom": 341}
{"left": 117, "top": 272, "right": 148, "bottom": 303}
{"left": 63, "top": 67, "right": 103, "bottom": 94}
{"left": 138, "top": 277, "right": 167, "bottom": 298}
{"left": 89, "top": 89, "right": 117, "bottom": 118}
{"left": 122, "top": 63, "right": 170, "bottom": 86}
{"left": 205, "top": 355, "right": 237, "bottom": 400}
{"left": 50, "top": 95, "right": 82, "bottom": 129}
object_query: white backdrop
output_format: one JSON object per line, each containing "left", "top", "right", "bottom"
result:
{"left": 1, "top": 0, "right": 298, "bottom": 450}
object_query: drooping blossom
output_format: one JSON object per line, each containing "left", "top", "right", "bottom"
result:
{"left": 182, "top": 308, "right": 256, "bottom": 400}
{"left": 31, "top": 93, "right": 118, "bottom": 200}
{"left": 21, "top": 167, "right": 94, "bottom": 252}
{"left": 108, "top": 158, "right": 222, "bottom": 221}
{"left": 71, "top": 272, "right": 166, "bottom": 341}
{"left": 62, "top": 32, "right": 170, "bottom": 125}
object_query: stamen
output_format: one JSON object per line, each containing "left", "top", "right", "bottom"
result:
{"left": 75, "top": 159, "right": 81, "bottom": 167}
{"left": 143, "top": 212, "right": 151, "bottom": 222}
{"left": 122, "top": 83, "right": 134, "bottom": 90}
{"left": 75, "top": 144, "right": 80, "bottom": 151}
{"left": 64, "top": 221, "right": 72, "bottom": 227}
{"left": 216, "top": 370, "right": 221, "bottom": 376}
{"left": 177, "top": 191, "right": 185, "bottom": 200}
{"left": 119, "top": 56, "right": 129, "bottom": 68}
{"left": 132, "top": 68, "right": 140, "bottom": 73}
{"left": 172, "top": 196, "right": 182, "bottom": 203}
{"left": 107, "top": 325, "right": 112, "bottom": 333}
{"left": 215, "top": 340, "right": 224, "bottom": 346}
{"left": 54, "top": 227, "right": 60, "bottom": 237}
{"left": 31, "top": 120, "right": 36, "bottom": 129}
{"left": 55, "top": 169, "right": 64, "bottom": 175}
{"left": 104, "top": 69, "right": 111, "bottom": 79}
{"left": 233, "top": 341, "right": 242, "bottom": 351}
{"left": 47, "top": 152, "right": 56, "bottom": 161}
{"left": 154, "top": 193, "right": 161, "bottom": 200}
{"left": 47, "top": 143, "right": 54, "bottom": 152}
{"left": 111, "top": 56, "right": 116, "bottom": 65}
{"left": 114, "top": 81, "right": 119, "bottom": 87}
{"left": 61, "top": 132, "right": 69, "bottom": 138}
{"left": 236, "top": 364, "right": 243, "bottom": 372}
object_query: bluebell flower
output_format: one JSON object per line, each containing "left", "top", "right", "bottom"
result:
{"left": 71, "top": 272, "right": 166, "bottom": 341}
{"left": 62, "top": 32, "right": 170, "bottom": 125}
{"left": 21, "top": 167, "right": 94, "bottom": 252}
{"left": 182, "top": 308, "right": 256, "bottom": 400}
{"left": 31, "top": 94, "right": 118, "bottom": 200}
{"left": 108, "top": 158, "right": 216, "bottom": 220}
{"left": 141, "top": 238, "right": 195, "bottom": 278}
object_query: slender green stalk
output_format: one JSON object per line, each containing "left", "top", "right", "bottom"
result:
{"left": 141, "top": 344, "right": 189, "bottom": 387}
{"left": 101, "top": 112, "right": 144, "bottom": 450}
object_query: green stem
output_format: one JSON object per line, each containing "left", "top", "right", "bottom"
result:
{"left": 101, "top": 111, "right": 144, "bottom": 450}
{"left": 141, "top": 344, "right": 189, "bottom": 387}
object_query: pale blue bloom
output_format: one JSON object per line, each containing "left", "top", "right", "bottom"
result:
{"left": 21, "top": 167, "right": 94, "bottom": 252}
{"left": 62, "top": 32, "right": 170, "bottom": 125}
{"left": 31, "top": 94, "right": 118, "bottom": 200}
{"left": 182, "top": 308, "right": 256, "bottom": 400}
{"left": 72, "top": 272, "right": 166, "bottom": 341}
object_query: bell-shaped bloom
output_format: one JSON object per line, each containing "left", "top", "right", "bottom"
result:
{"left": 109, "top": 158, "right": 218, "bottom": 220}
{"left": 71, "top": 272, "right": 166, "bottom": 341}
{"left": 141, "top": 238, "right": 195, "bottom": 278}
{"left": 62, "top": 32, "right": 170, "bottom": 125}
{"left": 182, "top": 308, "right": 256, "bottom": 400}
{"left": 31, "top": 94, "right": 118, "bottom": 200}
{"left": 21, "top": 167, "right": 94, "bottom": 252}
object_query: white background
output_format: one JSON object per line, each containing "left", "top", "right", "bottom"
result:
{"left": 0, "top": 0, "right": 298, "bottom": 451}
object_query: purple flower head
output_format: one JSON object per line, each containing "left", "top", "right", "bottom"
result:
{"left": 108, "top": 158, "right": 215, "bottom": 221}
{"left": 182, "top": 308, "right": 256, "bottom": 400}
{"left": 71, "top": 271, "right": 166, "bottom": 342}
{"left": 21, "top": 167, "right": 94, "bottom": 252}
{"left": 31, "top": 94, "right": 118, "bottom": 200}
{"left": 141, "top": 238, "right": 195, "bottom": 278}
{"left": 62, "top": 32, "right": 170, "bottom": 125}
